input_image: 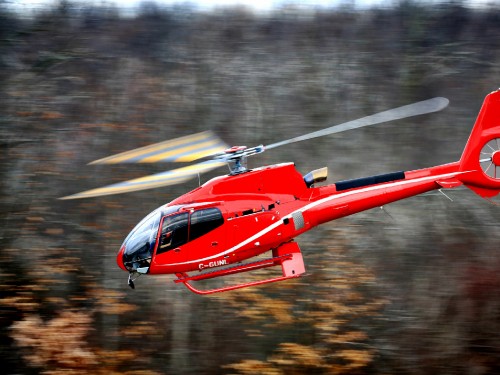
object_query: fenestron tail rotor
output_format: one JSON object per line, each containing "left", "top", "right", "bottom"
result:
{"left": 60, "top": 97, "right": 449, "bottom": 200}
{"left": 479, "top": 138, "right": 500, "bottom": 180}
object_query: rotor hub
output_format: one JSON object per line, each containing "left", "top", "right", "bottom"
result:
{"left": 492, "top": 150, "right": 500, "bottom": 166}
{"left": 225, "top": 146, "right": 247, "bottom": 154}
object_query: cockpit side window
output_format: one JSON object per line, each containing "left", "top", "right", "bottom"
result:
{"left": 190, "top": 208, "right": 224, "bottom": 241}
{"left": 157, "top": 212, "right": 189, "bottom": 254}
{"left": 155, "top": 208, "right": 224, "bottom": 255}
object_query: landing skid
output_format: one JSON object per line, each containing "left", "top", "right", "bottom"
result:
{"left": 174, "top": 242, "right": 306, "bottom": 295}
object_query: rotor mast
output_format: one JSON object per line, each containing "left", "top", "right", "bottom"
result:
{"left": 217, "top": 145, "right": 265, "bottom": 175}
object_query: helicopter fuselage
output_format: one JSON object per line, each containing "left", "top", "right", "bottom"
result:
{"left": 117, "top": 160, "right": 463, "bottom": 278}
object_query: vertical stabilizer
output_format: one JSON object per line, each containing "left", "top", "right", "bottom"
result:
{"left": 459, "top": 89, "right": 500, "bottom": 198}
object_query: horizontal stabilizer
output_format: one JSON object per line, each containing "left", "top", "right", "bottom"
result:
{"left": 436, "top": 178, "right": 463, "bottom": 189}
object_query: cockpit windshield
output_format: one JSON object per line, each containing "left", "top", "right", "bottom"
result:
{"left": 121, "top": 205, "right": 182, "bottom": 272}
{"left": 120, "top": 204, "right": 225, "bottom": 272}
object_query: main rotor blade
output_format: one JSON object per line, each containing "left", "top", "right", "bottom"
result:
{"left": 265, "top": 97, "right": 449, "bottom": 150}
{"left": 60, "top": 160, "right": 226, "bottom": 200}
{"left": 89, "top": 131, "right": 228, "bottom": 164}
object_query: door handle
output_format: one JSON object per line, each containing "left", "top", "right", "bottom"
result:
{"left": 211, "top": 241, "right": 218, "bottom": 247}
{"left": 174, "top": 247, "right": 181, "bottom": 252}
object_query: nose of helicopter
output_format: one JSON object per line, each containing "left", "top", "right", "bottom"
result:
{"left": 116, "top": 245, "right": 127, "bottom": 271}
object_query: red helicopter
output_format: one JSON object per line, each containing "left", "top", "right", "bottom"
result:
{"left": 62, "top": 89, "right": 500, "bottom": 294}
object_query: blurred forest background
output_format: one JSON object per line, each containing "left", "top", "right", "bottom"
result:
{"left": 1, "top": 0, "right": 500, "bottom": 373}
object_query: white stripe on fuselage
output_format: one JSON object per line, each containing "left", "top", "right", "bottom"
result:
{"left": 167, "top": 171, "right": 463, "bottom": 266}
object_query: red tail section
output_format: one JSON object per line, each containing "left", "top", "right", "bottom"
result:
{"left": 459, "top": 89, "right": 500, "bottom": 198}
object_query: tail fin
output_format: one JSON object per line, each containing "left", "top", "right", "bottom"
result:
{"left": 459, "top": 89, "right": 500, "bottom": 198}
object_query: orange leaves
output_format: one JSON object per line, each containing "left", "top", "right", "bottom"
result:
{"left": 11, "top": 311, "right": 97, "bottom": 370}
{"left": 96, "top": 349, "right": 136, "bottom": 368}
{"left": 14, "top": 111, "right": 63, "bottom": 119}
{"left": 10, "top": 308, "right": 159, "bottom": 374}
{"left": 225, "top": 343, "right": 372, "bottom": 374}
{"left": 270, "top": 343, "right": 329, "bottom": 368}
{"left": 45, "top": 227, "right": 64, "bottom": 235}
{"left": 224, "top": 359, "right": 284, "bottom": 375}
{"left": 26, "top": 216, "right": 45, "bottom": 223}
{"left": 220, "top": 234, "right": 386, "bottom": 374}
{"left": 0, "top": 295, "right": 39, "bottom": 312}
{"left": 41, "top": 111, "right": 64, "bottom": 120}
{"left": 333, "top": 349, "right": 375, "bottom": 371}
{"left": 120, "top": 322, "right": 158, "bottom": 338}
{"left": 326, "top": 330, "right": 368, "bottom": 345}
{"left": 89, "top": 288, "right": 137, "bottom": 315}
{"left": 28, "top": 254, "right": 80, "bottom": 279}
{"left": 229, "top": 291, "right": 295, "bottom": 325}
